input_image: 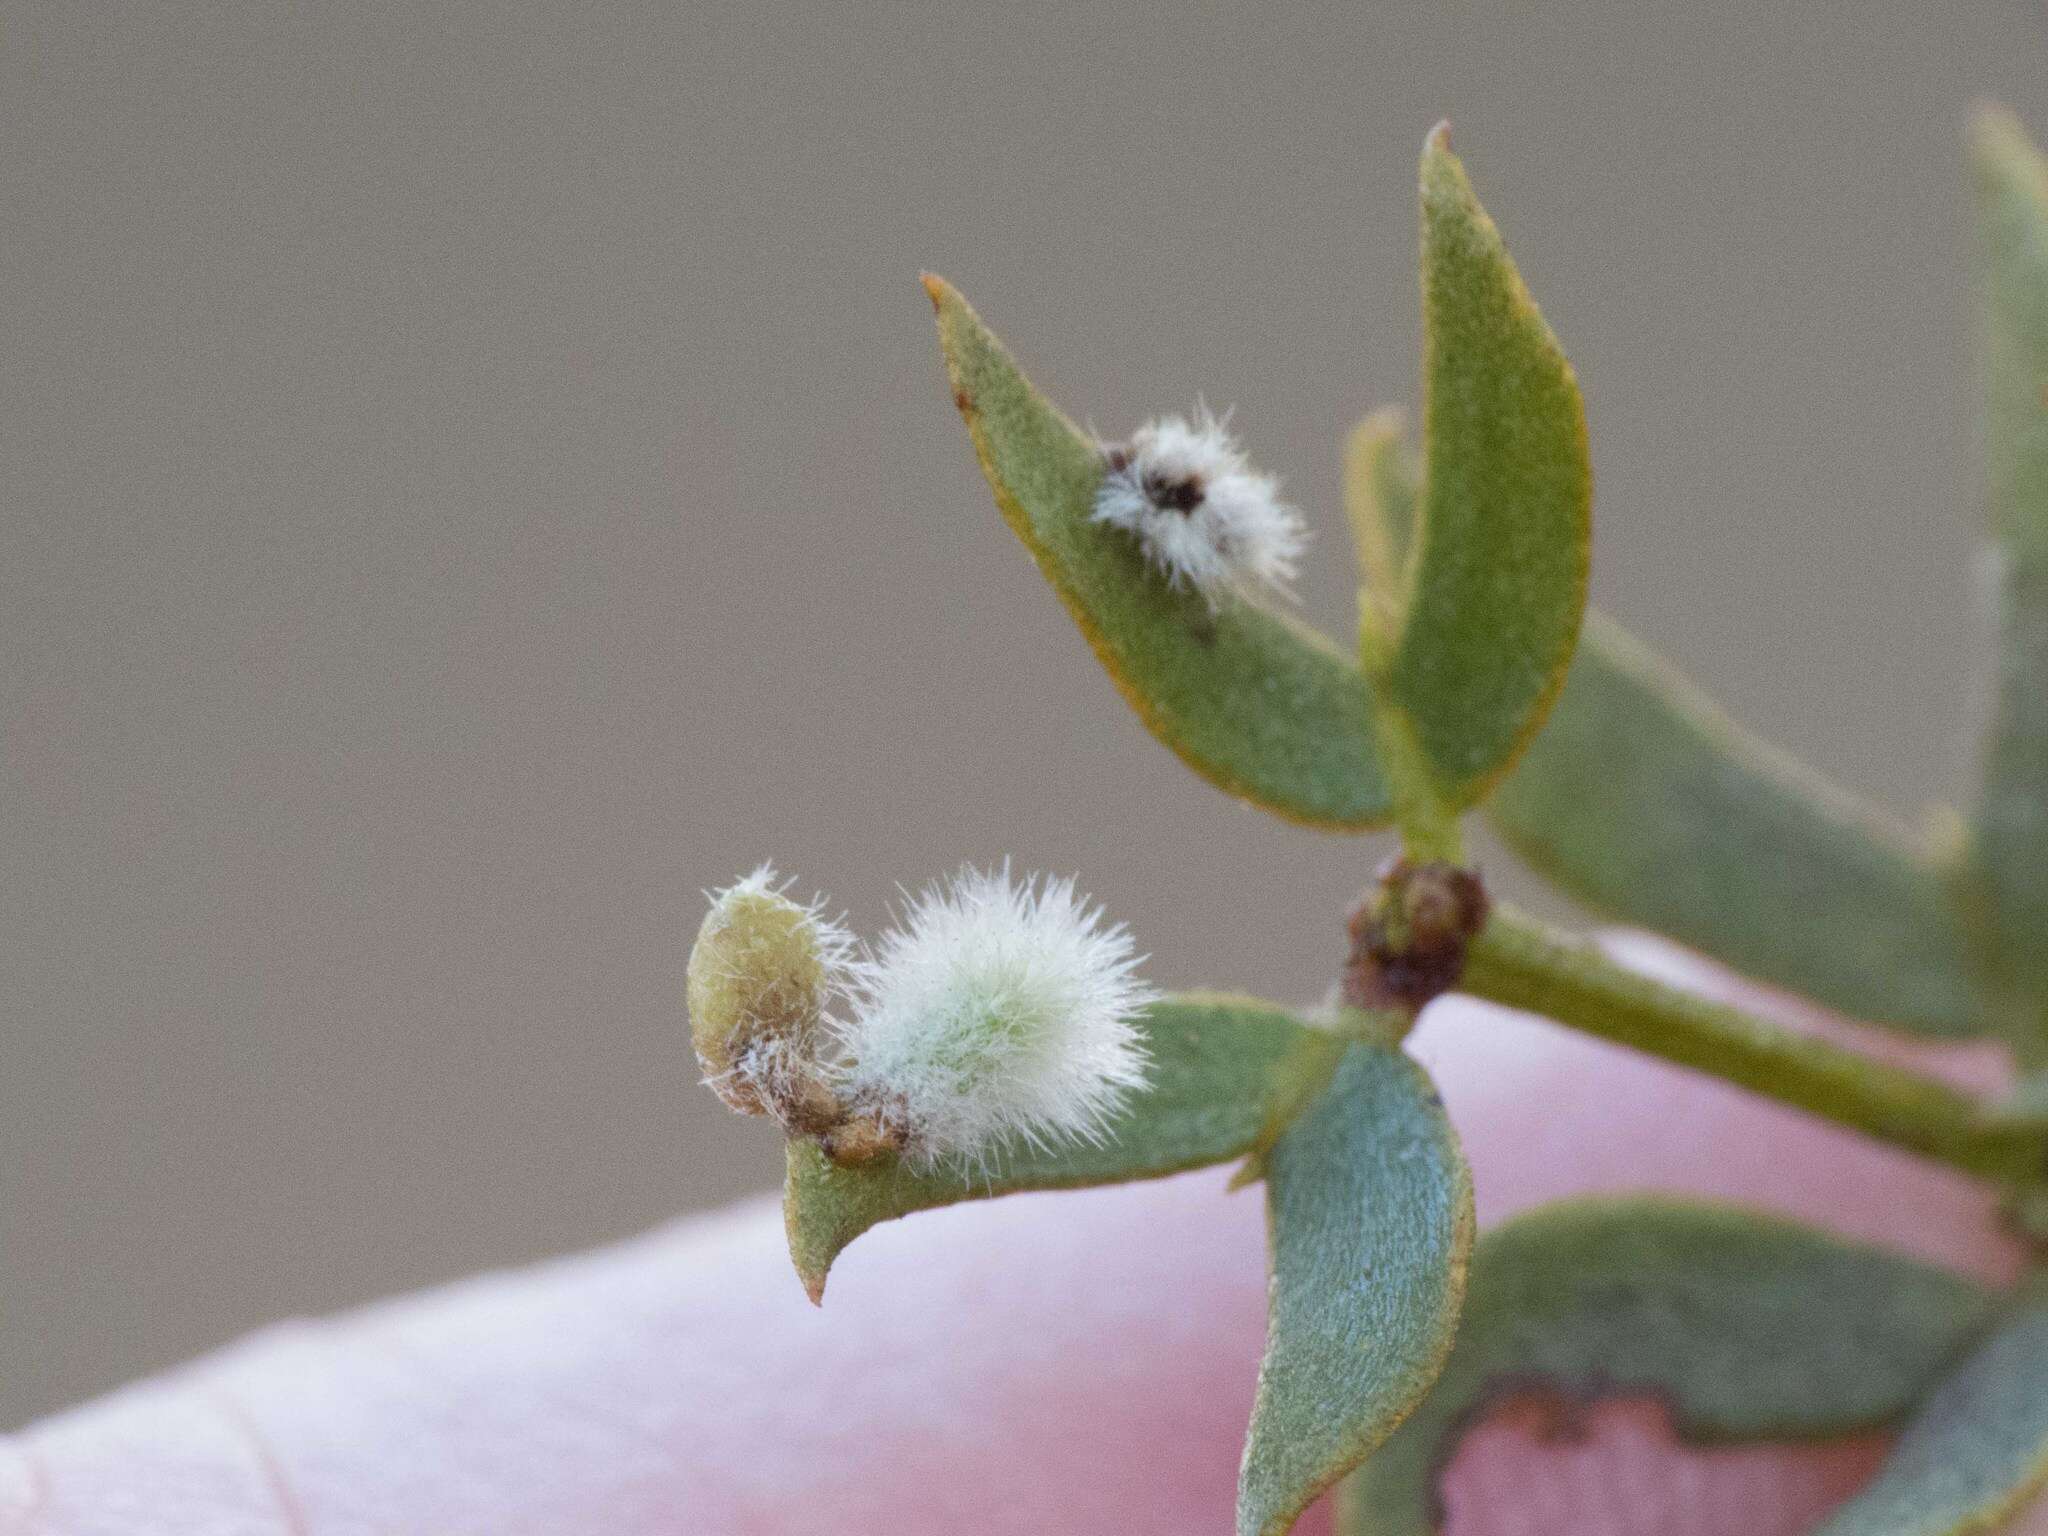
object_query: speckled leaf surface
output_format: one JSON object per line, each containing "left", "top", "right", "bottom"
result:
{"left": 1387, "top": 128, "right": 1591, "bottom": 807}
{"left": 784, "top": 993, "right": 1330, "bottom": 1301}
{"left": 1490, "top": 611, "right": 1985, "bottom": 1038}
{"left": 926, "top": 275, "right": 1393, "bottom": 829}
{"left": 1970, "top": 106, "right": 2048, "bottom": 1039}
{"left": 1238, "top": 1044, "right": 1473, "bottom": 1536}
{"left": 1337, "top": 1198, "right": 1996, "bottom": 1536}
{"left": 1812, "top": 1288, "right": 2048, "bottom": 1535}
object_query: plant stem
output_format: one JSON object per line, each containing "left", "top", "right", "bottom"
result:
{"left": 1358, "top": 642, "right": 1463, "bottom": 863}
{"left": 1461, "top": 906, "right": 2047, "bottom": 1187}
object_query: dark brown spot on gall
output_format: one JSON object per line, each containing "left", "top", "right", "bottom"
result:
{"left": 1342, "top": 857, "right": 1491, "bottom": 1013}
{"left": 952, "top": 388, "right": 972, "bottom": 414}
{"left": 1143, "top": 471, "right": 1205, "bottom": 514}
{"left": 1103, "top": 445, "right": 1131, "bottom": 474}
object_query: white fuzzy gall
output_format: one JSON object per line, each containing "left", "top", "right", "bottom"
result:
{"left": 834, "top": 866, "right": 1157, "bottom": 1171}
{"left": 1092, "top": 408, "right": 1307, "bottom": 601}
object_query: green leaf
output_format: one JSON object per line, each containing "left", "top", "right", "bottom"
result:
{"left": 927, "top": 135, "right": 1584, "bottom": 834}
{"left": 1812, "top": 1288, "right": 2048, "bottom": 1536}
{"left": 1384, "top": 127, "right": 1591, "bottom": 808}
{"left": 783, "top": 992, "right": 1335, "bottom": 1302}
{"left": 925, "top": 275, "right": 1394, "bottom": 830}
{"left": 1490, "top": 610, "right": 1987, "bottom": 1038}
{"left": 1238, "top": 1044, "right": 1473, "bottom": 1536}
{"left": 1357, "top": 408, "right": 1980, "bottom": 1037}
{"left": 1344, "top": 407, "right": 1420, "bottom": 654}
{"left": 1337, "top": 1197, "right": 1998, "bottom": 1536}
{"left": 1969, "top": 105, "right": 2048, "bottom": 1037}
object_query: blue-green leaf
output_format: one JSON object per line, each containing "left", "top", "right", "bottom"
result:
{"left": 783, "top": 993, "right": 1335, "bottom": 1301}
{"left": 1239, "top": 1044, "right": 1473, "bottom": 1536}
{"left": 1384, "top": 127, "right": 1591, "bottom": 808}
{"left": 1813, "top": 1288, "right": 2048, "bottom": 1535}
{"left": 926, "top": 275, "right": 1393, "bottom": 829}
{"left": 1491, "top": 611, "right": 1986, "bottom": 1038}
{"left": 1968, "top": 105, "right": 2048, "bottom": 1047}
{"left": 1338, "top": 1197, "right": 1996, "bottom": 1535}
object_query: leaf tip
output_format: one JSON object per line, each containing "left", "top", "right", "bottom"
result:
{"left": 784, "top": 1202, "right": 836, "bottom": 1305}
{"left": 1970, "top": 99, "right": 2027, "bottom": 158}
{"left": 922, "top": 273, "right": 982, "bottom": 421}
{"left": 1971, "top": 100, "right": 2048, "bottom": 207}
{"left": 1418, "top": 120, "right": 1480, "bottom": 217}
{"left": 784, "top": 1139, "right": 850, "bottom": 1306}
{"left": 1344, "top": 405, "right": 1407, "bottom": 459}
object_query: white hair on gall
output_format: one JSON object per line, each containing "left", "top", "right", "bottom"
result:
{"left": 833, "top": 865, "right": 1157, "bottom": 1172}
{"left": 1092, "top": 408, "right": 1306, "bottom": 602}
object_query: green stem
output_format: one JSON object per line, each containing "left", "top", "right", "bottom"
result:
{"left": 1359, "top": 636, "right": 1462, "bottom": 864}
{"left": 1461, "top": 907, "right": 2047, "bottom": 1187}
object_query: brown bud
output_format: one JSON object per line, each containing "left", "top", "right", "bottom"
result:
{"left": 777, "top": 1063, "right": 852, "bottom": 1139}
{"left": 821, "top": 1110, "right": 910, "bottom": 1167}
{"left": 1342, "top": 857, "right": 1491, "bottom": 1014}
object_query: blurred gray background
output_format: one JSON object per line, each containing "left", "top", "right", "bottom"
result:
{"left": 3, "top": 0, "right": 2044, "bottom": 1426}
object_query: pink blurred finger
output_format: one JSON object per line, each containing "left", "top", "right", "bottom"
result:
{"left": 2, "top": 952, "right": 2034, "bottom": 1535}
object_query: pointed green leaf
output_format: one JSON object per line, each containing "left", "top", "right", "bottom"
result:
{"left": 784, "top": 993, "right": 1334, "bottom": 1301}
{"left": 1386, "top": 128, "right": 1591, "bottom": 807}
{"left": 1969, "top": 105, "right": 2048, "bottom": 1033}
{"left": 1238, "top": 1044, "right": 1473, "bottom": 1536}
{"left": 1337, "top": 1198, "right": 1997, "bottom": 1536}
{"left": 1813, "top": 1289, "right": 2048, "bottom": 1536}
{"left": 926, "top": 275, "right": 1394, "bottom": 830}
{"left": 1490, "top": 610, "right": 1986, "bottom": 1038}
{"left": 1345, "top": 377, "right": 1981, "bottom": 1037}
